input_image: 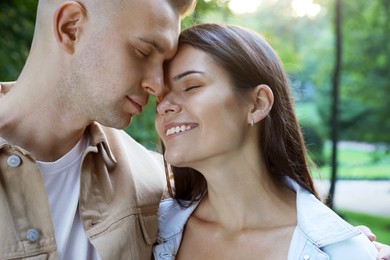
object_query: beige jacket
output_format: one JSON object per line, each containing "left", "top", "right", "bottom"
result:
{"left": 0, "top": 122, "right": 166, "bottom": 260}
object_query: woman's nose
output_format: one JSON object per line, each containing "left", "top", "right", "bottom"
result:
{"left": 156, "top": 94, "right": 181, "bottom": 115}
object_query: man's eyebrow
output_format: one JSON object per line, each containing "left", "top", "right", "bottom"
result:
{"left": 139, "top": 38, "right": 165, "bottom": 54}
{"left": 173, "top": 70, "right": 205, "bottom": 81}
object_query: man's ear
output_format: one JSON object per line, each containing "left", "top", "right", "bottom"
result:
{"left": 54, "top": 1, "right": 87, "bottom": 54}
{"left": 248, "top": 84, "right": 274, "bottom": 125}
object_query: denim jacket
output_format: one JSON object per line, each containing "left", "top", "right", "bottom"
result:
{"left": 153, "top": 178, "right": 378, "bottom": 260}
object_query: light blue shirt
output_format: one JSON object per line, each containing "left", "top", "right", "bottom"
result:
{"left": 153, "top": 178, "right": 378, "bottom": 259}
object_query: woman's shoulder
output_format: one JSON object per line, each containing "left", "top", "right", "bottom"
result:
{"left": 291, "top": 182, "right": 378, "bottom": 259}
{"left": 322, "top": 233, "right": 378, "bottom": 258}
{"left": 290, "top": 226, "right": 378, "bottom": 260}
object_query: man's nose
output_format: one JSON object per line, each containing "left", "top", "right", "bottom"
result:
{"left": 142, "top": 67, "right": 165, "bottom": 97}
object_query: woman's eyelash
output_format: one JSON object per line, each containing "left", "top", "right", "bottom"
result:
{"left": 184, "top": 86, "right": 200, "bottom": 92}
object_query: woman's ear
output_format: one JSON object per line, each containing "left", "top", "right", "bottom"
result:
{"left": 54, "top": 1, "right": 87, "bottom": 54}
{"left": 248, "top": 84, "right": 274, "bottom": 125}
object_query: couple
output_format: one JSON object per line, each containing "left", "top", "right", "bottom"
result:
{"left": 0, "top": 0, "right": 387, "bottom": 259}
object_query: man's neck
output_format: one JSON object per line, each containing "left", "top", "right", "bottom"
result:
{"left": 0, "top": 82, "right": 88, "bottom": 162}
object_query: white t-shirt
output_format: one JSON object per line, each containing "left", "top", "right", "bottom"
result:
{"left": 37, "top": 135, "right": 100, "bottom": 260}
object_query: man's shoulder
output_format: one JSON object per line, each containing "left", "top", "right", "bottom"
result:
{"left": 88, "top": 122, "right": 164, "bottom": 178}
{"left": 89, "top": 123, "right": 166, "bottom": 204}
{"left": 114, "top": 128, "right": 163, "bottom": 160}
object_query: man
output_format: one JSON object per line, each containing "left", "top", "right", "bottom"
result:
{"left": 0, "top": 0, "right": 195, "bottom": 259}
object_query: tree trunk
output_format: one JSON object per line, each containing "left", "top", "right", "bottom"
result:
{"left": 326, "top": 0, "right": 342, "bottom": 209}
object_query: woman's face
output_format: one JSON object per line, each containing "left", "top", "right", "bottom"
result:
{"left": 155, "top": 44, "right": 253, "bottom": 168}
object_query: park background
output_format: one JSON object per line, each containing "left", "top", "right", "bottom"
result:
{"left": 1, "top": 0, "right": 389, "bottom": 243}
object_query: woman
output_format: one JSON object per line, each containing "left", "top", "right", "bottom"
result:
{"left": 153, "top": 23, "right": 378, "bottom": 259}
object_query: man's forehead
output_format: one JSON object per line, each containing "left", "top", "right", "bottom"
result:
{"left": 127, "top": 0, "right": 180, "bottom": 54}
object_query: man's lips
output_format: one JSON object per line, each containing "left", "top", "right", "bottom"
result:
{"left": 127, "top": 97, "right": 146, "bottom": 114}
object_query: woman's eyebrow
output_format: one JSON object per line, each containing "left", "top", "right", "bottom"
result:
{"left": 173, "top": 70, "right": 204, "bottom": 81}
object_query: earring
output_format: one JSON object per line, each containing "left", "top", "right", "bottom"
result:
{"left": 250, "top": 118, "right": 254, "bottom": 127}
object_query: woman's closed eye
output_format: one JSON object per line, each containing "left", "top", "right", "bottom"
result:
{"left": 184, "top": 85, "right": 201, "bottom": 92}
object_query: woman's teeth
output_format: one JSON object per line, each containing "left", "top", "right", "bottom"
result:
{"left": 166, "top": 125, "right": 192, "bottom": 136}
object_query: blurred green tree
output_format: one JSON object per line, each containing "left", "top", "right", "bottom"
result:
{"left": 315, "top": 0, "right": 390, "bottom": 151}
{"left": 0, "top": 0, "right": 38, "bottom": 81}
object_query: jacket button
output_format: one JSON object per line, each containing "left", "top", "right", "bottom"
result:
{"left": 7, "top": 154, "right": 21, "bottom": 168}
{"left": 27, "top": 228, "right": 40, "bottom": 242}
{"left": 303, "top": 255, "right": 310, "bottom": 260}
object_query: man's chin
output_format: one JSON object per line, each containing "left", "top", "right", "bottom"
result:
{"left": 119, "top": 117, "right": 133, "bottom": 130}
{"left": 99, "top": 115, "right": 134, "bottom": 130}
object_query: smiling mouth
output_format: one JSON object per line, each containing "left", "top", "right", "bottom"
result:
{"left": 166, "top": 124, "right": 194, "bottom": 136}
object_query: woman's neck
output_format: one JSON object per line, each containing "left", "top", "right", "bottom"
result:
{"left": 193, "top": 159, "right": 297, "bottom": 234}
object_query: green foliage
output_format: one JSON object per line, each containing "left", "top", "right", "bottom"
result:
{"left": 0, "top": 0, "right": 38, "bottom": 81}
{"left": 125, "top": 97, "right": 160, "bottom": 151}
{"left": 314, "top": 0, "right": 390, "bottom": 145}
{"left": 181, "top": 0, "right": 232, "bottom": 28}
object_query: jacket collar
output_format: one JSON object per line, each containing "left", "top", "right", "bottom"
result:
{"left": 0, "top": 122, "right": 117, "bottom": 167}
{"left": 157, "top": 200, "right": 199, "bottom": 243}
{"left": 85, "top": 122, "right": 117, "bottom": 167}
{"left": 0, "top": 137, "right": 38, "bottom": 161}
{"left": 286, "top": 178, "right": 360, "bottom": 247}
{"left": 157, "top": 177, "right": 360, "bottom": 247}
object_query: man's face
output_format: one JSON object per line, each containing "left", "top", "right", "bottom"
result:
{"left": 69, "top": 0, "right": 180, "bottom": 129}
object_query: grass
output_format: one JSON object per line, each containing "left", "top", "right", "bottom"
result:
{"left": 337, "top": 210, "right": 390, "bottom": 245}
{"left": 295, "top": 101, "right": 390, "bottom": 180}
{"left": 315, "top": 144, "right": 390, "bottom": 180}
